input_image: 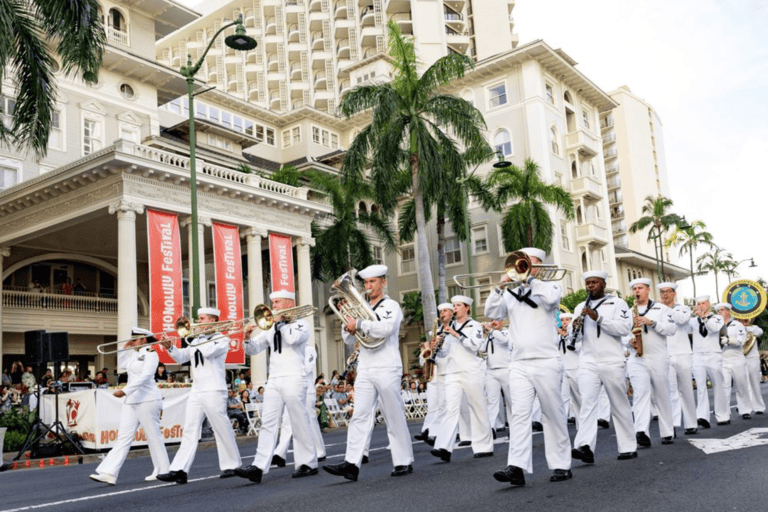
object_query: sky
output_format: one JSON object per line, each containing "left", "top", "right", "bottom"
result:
{"left": 174, "top": 0, "right": 768, "bottom": 300}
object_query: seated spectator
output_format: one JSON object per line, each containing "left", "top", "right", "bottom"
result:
{"left": 20, "top": 385, "right": 37, "bottom": 411}
{"left": 315, "top": 384, "right": 330, "bottom": 430}
{"left": 21, "top": 366, "right": 36, "bottom": 389}
{"left": 0, "top": 384, "right": 19, "bottom": 412}
{"left": 155, "top": 364, "right": 169, "bottom": 382}
{"left": 1, "top": 369, "right": 11, "bottom": 386}
{"left": 417, "top": 382, "right": 426, "bottom": 393}
{"left": 74, "top": 278, "right": 87, "bottom": 294}
{"left": 93, "top": 372, "right": 109, "bottom": 389}
{"left": 330, "top": 370, "right": 340, "bottom": 388}
{"left": 10, "top": 361, "right": 23, "bottom": 385}
{"left": 401, "top": 382, "right": 414, "bottom": 404}
{"left": 247, "top": 382, "right": 258, "bottom": 403}
{"left": 240, "top": 390, "right": 251, "bottom": 406}
{"left": 234, "top": 372, "right": 247, "bottom": 392}
{"left": 167, "top": 374, "right": 175, "bottom": 383}
{"left": 334, "top": 383, "right": 353, "bottom": 417}
{"left": 226, "top": 388, "right": 248, "bottom": 435}
{"left": 254, "top": 386, "right": 265, "bottom": 403}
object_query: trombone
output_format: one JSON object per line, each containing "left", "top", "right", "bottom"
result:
{"left": 453, "top": 251, "right": 567, "bottom": 290}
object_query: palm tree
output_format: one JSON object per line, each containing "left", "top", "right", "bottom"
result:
{"left": 629, "top": 195, "right": 683, "bottom": 281}
{"left": 697, "top": 247, "right": 733, "bottom": 299}
{"left": 339, "top": 21, "right": 489, "bottom": 329}
{"left": 487, "top": 158, "right": 575, "bottom": 254}
{"left": 1, "top": 0, "right": 105, "bottom": 157}
{"left": 308, "top": 171, "right": 396, "bottom": 282}
{"left": 665, "top": 220, "right": 714, "bottom": 298}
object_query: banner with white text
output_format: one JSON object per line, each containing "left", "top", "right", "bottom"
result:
{"left": 213, "top": 222, "right": 245, "bottom": 364}
{"left": 268, "top": 233, "right": 295, "bottom": 294}
{"left": 147, "top": 209, "right": 183, "bottom": 365}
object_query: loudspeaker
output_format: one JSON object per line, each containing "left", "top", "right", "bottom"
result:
{"left": 24, "top": 330, "right": 48, "bottom": 365}
{"left": 46, "top": 332, "right": 70, "bottom": 362}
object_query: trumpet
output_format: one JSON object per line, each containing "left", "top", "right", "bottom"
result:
{"left": 453, "top": 251, "right": 567, "bottom": 290}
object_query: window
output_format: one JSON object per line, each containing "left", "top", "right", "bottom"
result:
{"left": 208, "top": 107, "right": 220, "bottom": 124}
{"left": 565, "top": 272, "right": 574, "bottom": 294}
{"left": 471, "top": 226, "right": 488, "bottom": 255}
{"left": 234, "top": 116, "right": 243, "bottom": 132}
{"left": 255, "top": 125, "right": 264, "bottom": 141}
{"left": 560, "top": 222, "right": 570, "bottom": 251}
{"left": 82, "top": 118, "right": 103, "bottom": 155}
{"left": 493, "top": 129, "right": 512, "bottom": 156}
{"left": 477, "top": 277, "right": 492, "bottom": 305}
{"left": 582, "top": 109, "right": 591, "bottom": 129}
{"left": 372, "top": 246, "right": 384, "bottom": 265}
{"left": 0, "top": 165, "right": 18, "bottom": 190}
{"left": 49, "top": 110, "right": 64, "bottom": 151}
{"left": 445, "top": 237, "right": 462, "bottom": 265}
{"left": 1, "top": 95, "right": 15, "bottom": 129}
{"left": 312, "top": 126, "right": 320, "bottom": 143}
{"left": 545, "top": 83, "right": 554, "bottom": 105}
{"left": 311, "top": 125, "right": 339, "bottom": 148}
{"left": 550, "top": 126, "right": 559, "bottom": 155}
{"left": 119, "top": 123, "right": 140, "bottom": 143}
{"left": 331, "top": 133, "right": 338, "bottom": 148}
{"left": 293, "top": 126, "right": 301, "bottom": 144}
{"left": 488, "top": 83, "right": 507, "bottom": 108}
{"left": 496, "top": 225, "right": 507, "bottom": 257}
{"left": 266, "top": 128, "right": 275, "bottom": 145}
{"left": 400, "top": 245, "right": 415, "bottom": 275}
{"left": 244, "top": 120, "right": 254, "bottom": 136}
{"left": 282, "top": 129, "right": 292, "bottom": 147}
{"left": 221, "top": 111, "right": 232, "bottom": 129}
{"left": 119, "top": 83, "right": 135, "bottom": 99}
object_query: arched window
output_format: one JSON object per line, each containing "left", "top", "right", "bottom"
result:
{"left": 108, "top": 8, "right": 126, "bottom": 31}
{"left": 550, "top": 126, "right": 559, "bottom": 155}
{"left": 575, "top": 206, "right": 583, "bottom": 225}
{"left": 563, "top": 91, "right": 573, "bottom": 104}
{"left": 358, "top": 201, "right": 367, "bottom": 214}
{"left": 571, "top": 160, "right": 578, "bottom": 179}
{"left": 581, "top": 252, "right": 588, "bottom": 272}
{"left": 627, "top": 269, "right": 632, "bottom": 281}
{"left": 493, "top": 129, "right": 512, "bottom": 156}
{"left": 370, "top": 204, "right": 379, "bottom": 214}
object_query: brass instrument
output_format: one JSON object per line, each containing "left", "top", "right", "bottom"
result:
{"left": 96, "top": 332, "right": 165, "bottom": 355}
{"left": 631, "top": 302, "right": 644, "bottom": 357}
{"left": 453, "top": 251, "right": 567, "bottom": 290}
{"left": 721, "top": 280, "right": 767, "bottom": 355}
{"left": 328, "top": 269, "right": 387, "bottom": 349}
{"left": 744, "top": 330, "right": 757, "bottom": 356}
{"left": 251, "top": 303, "right": 317, "bottom": 331}
{"left": 422, "top": 318, "right": 440, "bottom": 382}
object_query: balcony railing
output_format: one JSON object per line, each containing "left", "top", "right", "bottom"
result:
{"left": 3, "top": 289, "right": 118, "bottom": 313}
{"left": 107, "top": 26, "right": 129, "bottom": 46}
{"left": 444, "top": 13, "right": 463, "bottom": 21}
{"left": 601, "top": 117, "right": 614, "bottom": 129}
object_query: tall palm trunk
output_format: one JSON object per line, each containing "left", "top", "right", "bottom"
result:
{"left": 436, "top": 210, "right": 447, "bottom": 304}
{"left": 714, "top": 271, "right": 720, "bottom": 300}
{"left": 657, "top": 226, "right": 666, "bottom": 279}
{"left": 410, "top": 150, "right": 437, "bottom": 329}
{"left": 690, "top": 250, "right": 696, "bottom": 298}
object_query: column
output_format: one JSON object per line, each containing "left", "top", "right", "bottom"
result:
{"left": 296, "top": 235, "right": 316, "bottom": 348}
{"left": 109, "top": 201, "right": 144, "bottom": 343}
{"left": 244, "top": 227, "right": 268, "bottom": 386}
{"left": 0, "top": 247, "right": 9, "bottom": 369}
{"left": 180, "top": 216, "right": 210, "bottom": 313}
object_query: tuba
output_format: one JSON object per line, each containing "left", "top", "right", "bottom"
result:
{"left": 744, "top": 331, "right": 757, "bottom": 356}
{"left": 328, "top": 269, "right": 387, "bottom": 349}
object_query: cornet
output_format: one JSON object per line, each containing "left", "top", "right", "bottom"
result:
{"left": 453, "top": 251, "right": 567, "bottom": 290}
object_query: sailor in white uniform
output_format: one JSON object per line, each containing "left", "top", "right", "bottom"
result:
{"left": 689, "top": 296, "right": 727, "bottom": 427}
{"left": 716, "top": 303, "right": 752, "bottom": 422}
{"left": 483, "top": 319, "right": 512, "bottom": 433}
{"left": 421, "top": 303, "right": 454, "bottom": 447}
{"left": 740, "top": 319, "right": 765, "bottom": 415}
{"left": 89, "top": 328, "right": 169, "bottom": 485}
{"left": 157, "top": 308, "right": 241, "bottom": 484}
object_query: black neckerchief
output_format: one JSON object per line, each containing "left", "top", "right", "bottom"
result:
{"left": 194, "top": 349, "right": 204, "bottom": 368}
{"left": 559, "top": 334, "right": 568, "bottom": 353}
{"left": 637, "top": 300, "right": 654, "bottom": 333}
{"left": 487, "top": 331, "right": 495, "bottom": 354}
{"left": 369, "top": 296, "right": 386, "bottom": 321}
{"left": 452, "top": 319, "right": 471, "bottom": 340}
{"left": 507, "top": 287, "right": 538, "bottom": 308}
{"left": 697, "top": 316, "right": 709, "bottom": 337}
{"left": 273, "top": 321, "right": 285, "bottom": 353}
{"left": 580, "top": 294, "right": 610, "bottom": 337}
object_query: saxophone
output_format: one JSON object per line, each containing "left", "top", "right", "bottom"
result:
{"left": 631, "top": 302, "right": 643, "bottom": 357}
{"left": 421, "top": 318, "right": 440, "bottom": 382}
{"left": 567, "top": 294, "right": 592, "bottom": 350}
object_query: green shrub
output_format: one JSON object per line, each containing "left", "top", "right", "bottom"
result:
{"left": 3, "top": 429, "right": 27, "bottom": 452}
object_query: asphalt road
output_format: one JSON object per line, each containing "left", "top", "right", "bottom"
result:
{"left": 3, "top": 386, "right": 768, "bottom": 512}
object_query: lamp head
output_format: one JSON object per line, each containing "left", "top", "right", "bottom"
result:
{"left": 225, "top": 20, "right": 258, "bottom": 51}
{"left": 492, "top": 151, "right": 511, "bottom": 169}
{"left": 749, "top": 258, "right": 757, "bottom": 268}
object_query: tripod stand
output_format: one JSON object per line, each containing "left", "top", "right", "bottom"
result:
{"left": 14, "top": 364, "right": 84, "bottom": 460}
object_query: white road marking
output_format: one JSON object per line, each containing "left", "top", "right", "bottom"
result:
{"left": 688, "top": 428, "right": 768, "bottom": 454}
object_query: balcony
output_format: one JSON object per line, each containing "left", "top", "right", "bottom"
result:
{"left": 566, "top": 129, "right": 599, "bottom": 157}
{"left": 600, "top": 117, "right": 614, "bottom": 130}
{"left": 309, "top": 0, "right": 322, "bottom": 11}
{"left": 336, "top": 39, "right": 350, "bottom": 58}
{"left": 605, "top": 163, "right": 619, "bottom": 175}
{"left": 287, "top": 25, "right": 300, "bottom": 42}
{"left": 270, "top": 93, "right": 282, "bottom": 109}
{"left": 107, "top": 26, "right": 129, "bottom": 46}
{"left": 391, "top": 12, "right": 413, "bottom": 34}
{"left": 248, "top": 83, "right": 260, "bottom": 100}
{"left": 267, "top": 54, "right": 279, "bottom": 71}
{"left": 265, "top": 17, "right": 277, "bottom": 35}
{"left": 334, "top": 3, "right": 347, "bottom": 18}
{"left": 360, "top": 7, "right": 375, "bottom": 26}
{"left": 311, "top": 32, "right": 324, "bottom": 49}
{"left": 604, "top": 147, "right": 618, "bottom": 159}
{"left": 610, "top": 206, "right": 625, "bottom": 220}
{"left": 606, "top": 177, "right": 621, "bottom": 190}
{"left": 314, "top": 71, "right": 327, "bottom": 88}
{"left": 570, "top": 175, "right": 603, "bottom": 202}
{"left": 290, "top": 63, "right": 303, "bottom": 78}
{"left": 575, "top": 222, "right": 609, "bottom": 246}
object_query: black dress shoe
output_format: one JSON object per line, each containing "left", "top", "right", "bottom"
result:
{"left": 685, "top": 428, "right": 698, "bottom": 435}
{"left": 322, "top": 461, "right": 359, "bottom": 481}
{"left": 492, "top": 429, "right": 497, "bottom": 440}
{"left": 425, "top": 437, "right": 436, "bottom": 447}
{"left": 390, "top": 465, "right": 413, "bottom": 477}
{"left": 362, "top": 455, "right": 369, "bottom": 464}
{"left": 661, "top": 437, "right": 674, "bottom": 445}
{"left": 636, "top": 432, "right": 652, "bottom": 447}
{"left": 652, "top": 415, "right": 658, "bottom": 422}
{"left": 617, "top": 452, "right": 637, "bottom": 460}
{"left": 318, "top": 456, "right": 326, "bottom": 462}
{"left": 430, "top": 448, "right": 451, "bottom": 462}
{"left": 457, "top": 440, "right": 471, "bottom": 447}
{"left": 698, "top": 418, "right": 710, "bottom": 429}
{"left": 532, "top": 421, "right": 543, "bottom": 432}
{"left": 756, "top": 411, "right": 764, "bottom": 415}
{"left": 493, "top": 465, "right": 525, "bottom": 487}
{"left": 234, "top": 465, "right": 263, "bottom": 483}
{"left": 156, "top": 471, "right": 187, "bottom": 484}
{"left": 597, "top": 419, "right": 610, "bottom": 429}
{"left": 220, "top": 469, "right": 236, "bottom": 478}
{"left": 717, "top": 420, "right": 731, "bottom": 426}
{"left": 575, "top": 445, "right": 595, "bottom": 464}
{"left": 272, "top": 455, "right": 286, "bottom": 467}
{"left": 743, "top": 414, "right": 752, "bottom": 420}
{"left": 414, "top": 430, "right": 430, "bottom": 441}
{"left": 550, "top": 469, "right": 573, "bottom": 482}
{"left": 292, "top": 465, "right": 319, "bottom": 478}
{"left": 473, "top": 452, "right": 494, "bottom": 458}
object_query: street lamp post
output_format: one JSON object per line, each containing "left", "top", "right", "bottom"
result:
{"left": 179, "top": 16, "right": 257, "bottom": 313}
{"left": 458, "top": 151, "right": 511, "bottom": 317}
{"left": 727, "top": 257, "right": 757, "bottom": 283}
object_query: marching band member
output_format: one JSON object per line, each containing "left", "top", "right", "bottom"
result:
{"left": 485, "top": 248, "right": 571, "bottom": 487}
{"left": 571, "top": 271, "right": 637, "bottom": 464}
{"left": 483, "top": 319, "right": 512, "bottom": 434}
{"left": 740, "top": 319, "right": 765, "bottom": 415}
{"left": 422, "top": 303, "right": 454, "bottom": 447}
{"left": 89, "top": 328, "right": 169, "bottom": 485}
{"left": 235, "top": 290, "right": 317, "bottom": 483}
{"left": 658, "top": 282, "right": 698, "bottom": 435}
{"left": 559, "top": 314, "right": 581, "bottom": 428}
{"left": 271, "top": 338, "right": 327, "bottom": 469}
{"left": 429, "top": 295, "right": 493, "bottom": 462}
{"left": 323, "top": 265, "right": 414, "bottom": 480}
{"left": 716, "top": 303, "right": 752, "bottom": 421}
{"left": 157, "top": 308, "right": 241, "bottom": 484}
{"left": 625, "top": 278, "right": 676, "bottom": 446}
{"left": 689, "top": 296, "right": 727, "bottom": 428}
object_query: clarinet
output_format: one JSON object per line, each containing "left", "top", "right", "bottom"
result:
{"left": 567, "top": 294, "right": 592, "bottom": 351}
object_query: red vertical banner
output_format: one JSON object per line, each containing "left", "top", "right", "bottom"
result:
{"left": 213, "top": 223, "right": 245, "bottom": 364}
{"left": 147, "top": 209, "right": 183, "bottom": 365}
{"left": 269, "top": 233, "right": 295, "bottom": 293}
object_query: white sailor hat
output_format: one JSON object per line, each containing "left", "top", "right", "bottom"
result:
{"left": 714, "top": 302, "right": 732, "bottom": 311}
{"left": 694, "top": 295, "right": 710, "bottom": 303}
{"left": 451, "top": 295, "right": 473, "bottom": 306}
{"left": 131, "top": 327, "right": 154, "bottom": 337}
{"left": 358, "top": 264, "right": 388, "bottom": 279}
{"left": 270, "top": 290, "right": 296, "bottom": 301}
{"left": 519, "top": 247, "right": 547, "bottom": 262}
{"left": 582, "top": 270, "right": 608, "bottom": 281}
{"left": 559, "top": 313, "right": 574, "bottom": 320}
{"left": 437, "top": 303, "right": 454, "bottom": 311}
{"left": 657, "top": 282, "right": 678, "bottom": 290}
{"left": 198, "top": 307, "right": 221, "bottom": 317}
{"left": 628, "top": 278, "right": 652, "bottom": 288}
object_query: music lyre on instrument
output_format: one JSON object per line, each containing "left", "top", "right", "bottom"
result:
{"left": 721, "top": 279, "right": 767, "bottom": 355}
{"left": 453, "top": 251, "right": 566, "bottom": 290}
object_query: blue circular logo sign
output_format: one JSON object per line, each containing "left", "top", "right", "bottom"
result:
{"left": 724, "top": 280, "right": 766, "bottom": 319}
